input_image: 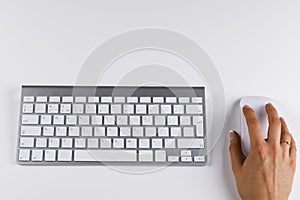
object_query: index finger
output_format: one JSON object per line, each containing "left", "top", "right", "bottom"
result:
{"left": 243, "top": 105, "right": 265, "bottom": 146}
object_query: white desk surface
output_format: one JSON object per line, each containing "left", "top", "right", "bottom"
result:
{"left": 1, "top": 1, "right": 299, "bottom": 199}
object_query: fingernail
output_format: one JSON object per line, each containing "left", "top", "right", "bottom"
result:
{"left": 280, "top": 117, "right": 285, "bottom": 122}
{"left": 243, "top": 105, "right": 250, "bottom": 109}
{"left": 229, "top": 130, "right": 235, "bottom": 141}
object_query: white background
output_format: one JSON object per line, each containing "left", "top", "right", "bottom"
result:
{"left": 1, "top": 1, "right": 300, "bottom": 199}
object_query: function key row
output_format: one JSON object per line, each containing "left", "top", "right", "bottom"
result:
{"left": 23, "top": 104, "right": 203, "bottom": 115}
{"left": 23, "top": 96, "right": 203, "bottom": 104}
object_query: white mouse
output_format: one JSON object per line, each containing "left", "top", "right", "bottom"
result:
{"left": 240, "top": 96, "right": 275, "bottom": 156}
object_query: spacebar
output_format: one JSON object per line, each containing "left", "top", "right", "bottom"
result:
{"left": 74, "top": 150, "right": 137, "bottom": 162}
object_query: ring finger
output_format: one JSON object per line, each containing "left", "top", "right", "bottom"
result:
{"left": 280, "top": 118, "right": 291, "bottom": 158}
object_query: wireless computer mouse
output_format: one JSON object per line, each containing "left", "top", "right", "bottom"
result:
{"left": 239, "top": 96, "right": 275, "bottom": 156}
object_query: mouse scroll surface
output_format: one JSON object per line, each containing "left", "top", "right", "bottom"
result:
{"left": 240, "top": 96, "right": 274, "bottom": 156}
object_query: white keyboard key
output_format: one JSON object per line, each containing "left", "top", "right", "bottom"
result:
{"left": 139, "top": 150, "right": 153, "bottom": 162}
{"left": 100, "top": 138, "right": 112, "bottom": 148}
{"left": 107, "top": 127, "right": 118, "bottom": 136}
{"left": 167, "top": 116, "right": 178, "bottom": 125}
{"left": 148, "top": 104, "right": 159, "bottom": 114}
{"left": 45, "top": 150, "right": 56, "bottom": 161}
{"left": 186, "top": 105, "right": 203, "bottom": 114}
{"left": 85, "top": 104, "right": 96, "bottom": 114}
{"left": 127, "top": 97, "right": 138, "bottom": 103}
{"left": 94, "top": 127, "right": 105, "bottom": 136}
{"left": 136, "top": 104, "right": 147, "bottom": 114}
{"left": 126, "top": 138, "right": 137, "bottom": 148}
{"left": 171, "top": 127, "right": 181, "bottom": 137}
{"left": 140, "top": 97, "right": 151, "bottom": 103}
{"left": 32, "top": 150, "right": 43, "bottom": 161}
{"left": 60, "top": 104, "right": 71, "bottom": 113}
{"left": 22, "top": 104, "right": 33, "bottom": 113}
{"left": 192, "top": 97, "right": 203, "bottom": 103}
{"left": 58, "top": 150, "right": 72, "bottom": 161}
{"left": 166, "top": 97, "right": 177, "bottom": 103}
{"left": 116, "top": 115, "right": 127, "bottom": 125}
{"left": 120, "top": 127, "right": 131, "bottom": 137}
{"left": 142, "top": 116, "right": 153, "bottom": 125}
{"left": 88, "top": 96, "right": 99, "bottom": 103}
{"left": 123, "top": 104, "right": 134, "bottom": 114}
{"left": 75, "top": 96, "right": 86, "bottom": 103}
{"left": 180, "top": 116, "right": 191, "bottom": 125}
{"left": 98, "top": 104, "right": 109, "bottom": 114}
{"left": 66, "top": 115, "right": 77, "bottom": 125}
{"left": 35, "top": 104, "right": 46, "bottom": 113}
{"left": 139, "top": 138, "right": 150, "bottom": 148}
{"left": 74, "top": 150, "right": 137, "bottom": 162}
{"left": 129, "top": 116, "right": 140, "bottom": 125}
{"left": 22, "top": 115, "right": 38, "bottom": 124}
{"left": 75, "top": 138, "right": 86, "bottom": 148}
{"left": 154, "top": 116, "right": 166, "bottom": 125}
{"left": 165, "top": 138, "right": 176, "bottom": 148}
{"left": 36, "top": 96, "right": 47, "bottom": 102}
{"left": 21, "top": 126, "right": 41, "bottom": 136}
{"left": 43, "top": 127, "right": 54, "bottom": 136}
{"left": 161, "top": 105, "right": 171, "bottom": 114}
{"left": 183, "top": 127, "right": 195, "bottom": 137}
{"left": 36, "top": 138, "right": 47, "bottom": 148}
{"left": 196, "top": 123, "right": 204, "bottom": 137}
{"left": 49, "top": 96, "right": 60, "bottom": 102}
{"left": 111, "top": 104, "right": 122, "bottom": 114}
{"left": 88, "top": 138, "right": 99, "bottom": 148}
{"left": 91, "top": 116, "right": 102, "bottom": 125}
{"left": 158, "top": 127, "right": 169, "bottom": 137}
{"left": 181, "top": 157, "right": 192, "bottom": 162}
{"left": 113, "top": 138, "right": 124, "bottom": 148}
{"left": 73, "top": 104, "right": 84, "bottom": 113}
{"left": 62, "top": 138, "right": 73, "bottom": 148}
{"left": 20, "top": 137, "right": 34, "bottom": 148}
{"left": 101, "top": 96, "right": 112, "bottom": 103}
{"left": 168, "top": 156, "right": 179, "bottom": 162}
{"left": 55, "top": 127, "right": 67, "bottom": 136}
{"left": 194, "top": 156, "right": 205, "bottom": 162}
{"left": 145, "top": 127, "right": 156, "bottom": 137}
{"left": 62, "top": 96, "right": 73, "bottom": 102}
{"left": 53, "top": 115, "right": 64, "bottom": 125}
{"left": 23, "top": 96, "right": 34, "bottom": 102}
{"left": 132, "top": 127, "right": 143, "bottom": 137}
{"left": 181, "top": 150, "right": 192, "bottom": 156}
{"left": 49, "top": 138, "right": 60, "bottom": 148}
{"left": 68, "top": 127, "right": 79, "bottom": 136}
{"left": 153, "top": 97, "right": 164, "bottom": 103}
{"left": 177, "top": 138, "right": 204, "bottom": 149}
{"left": 104, "top": 115, "right": 115, "bottom": 125}
{"left": 40, "top": 115, "right": 51, "bottom": 124}
{"left": 114, "top": 96, "right": 125, "bottom": 103}
{"left": 179, "top": 97, "right": 190, "bottom": 103}
{"left": 81, "top": 127, "right": 92, "bottom": 137}
{"left": 19, "top": 149, "right": 30, "bottom": 161}
{"left": 173, "top": 105, "right": 184, "bottom": 114}
{"left": 193, "top": 116, "right": 203, "bottom": 124}
{"left": 48, "top": 104, "right": 59, "bottom": 113}
{"left": 155, "top": 150, "right": 166, "bottom": 162}
{"left": 151, "top": 138, "right": 162, "bottom": 149}
{"left": 79, "top": 115, "right": 90, "bottom": 125}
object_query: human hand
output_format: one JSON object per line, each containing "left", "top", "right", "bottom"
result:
{"left": 229, "top": 104, "right": 297, "bottom": 200}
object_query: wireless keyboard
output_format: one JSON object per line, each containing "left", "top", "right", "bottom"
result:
{"left": 17, "top": 86, "right": 207, "bottom": 166}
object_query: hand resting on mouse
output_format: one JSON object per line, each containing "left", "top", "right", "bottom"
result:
{"left": 229, "top": 104, "right": 297, "bottom": 200}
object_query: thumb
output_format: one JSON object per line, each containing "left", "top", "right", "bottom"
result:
{"left": 229, "top": 130, "right": 245, "bottom": 174}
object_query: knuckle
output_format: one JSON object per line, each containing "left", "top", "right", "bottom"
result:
{"left": 290, "top": 159, "right": 297, "bottom": 171}
{"left": 248, "top": 117, "right": 260, "bottom": 127}
{"left": 255, "top": 142, "right": 267, "bottom": 159}
{"left": 270, "top": 117, "right": 281, "bottom": 126}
